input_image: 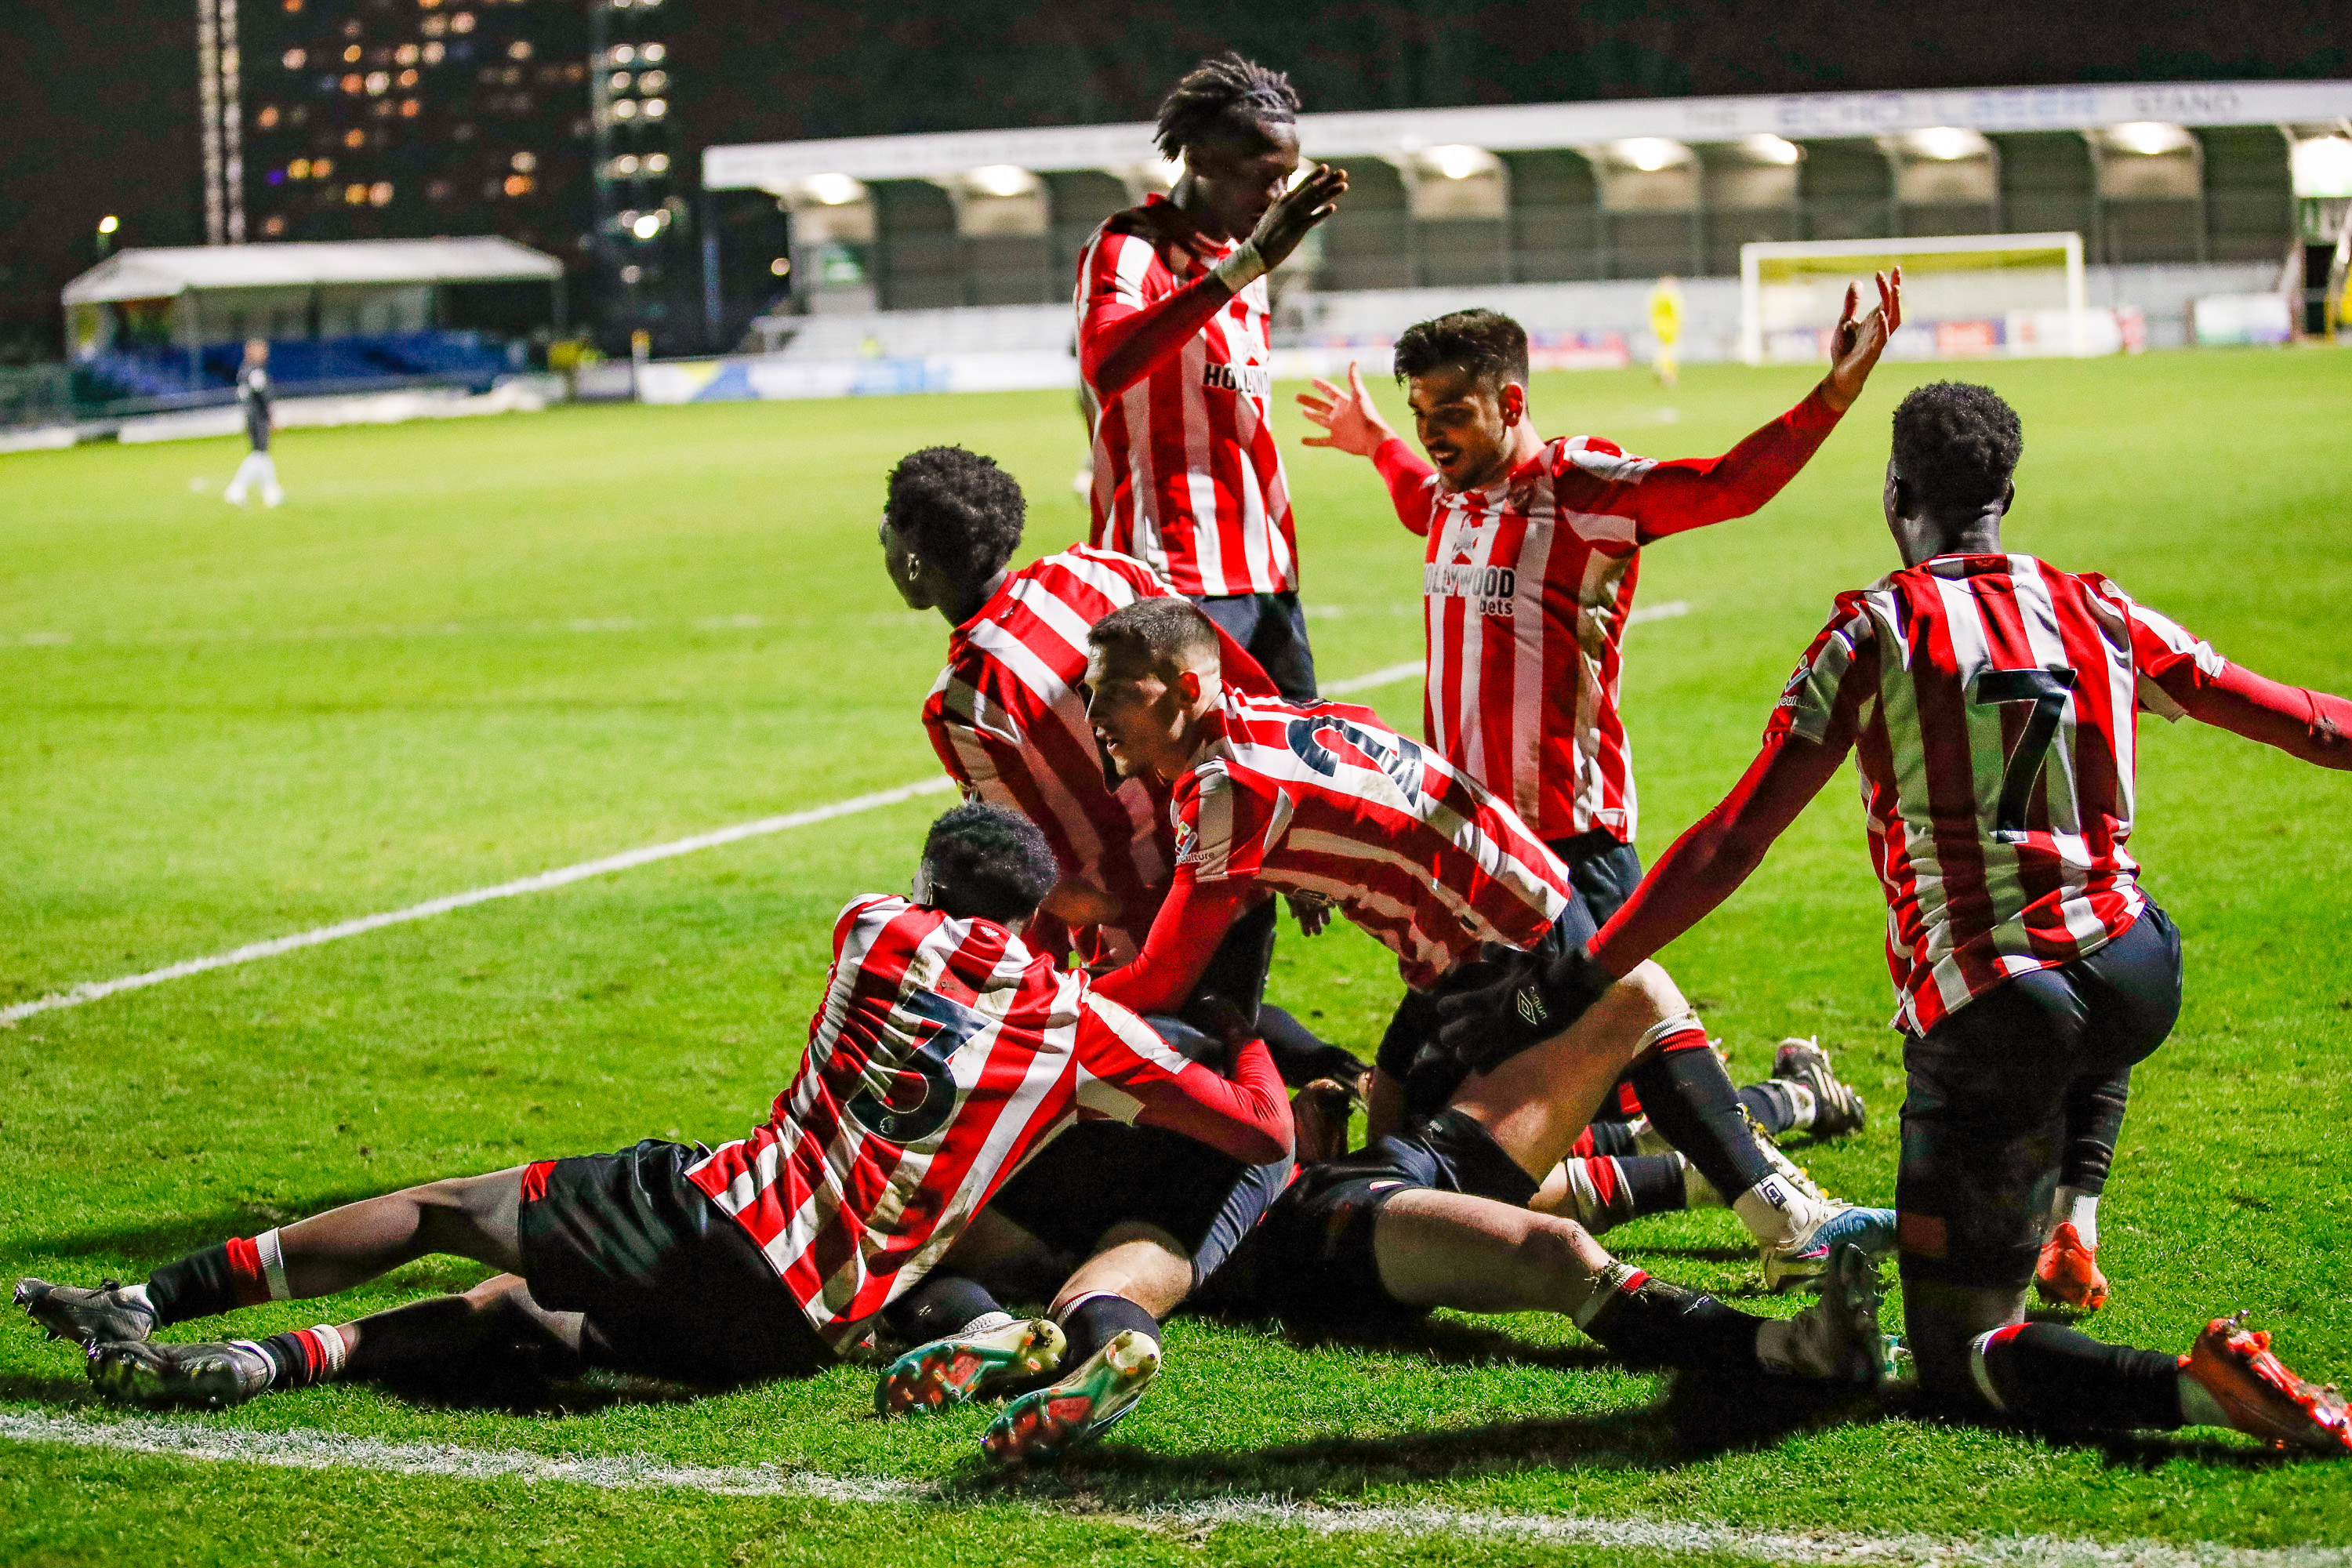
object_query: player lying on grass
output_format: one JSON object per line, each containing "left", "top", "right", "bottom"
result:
{"left": 1078, "top": 52, "right": 1348, "bottom": 700}
{"left": 15, "top": 805, "right": 1294, "bottom": 1411}
{"left": 1441, "top": 382, "right": 2352, "bottom": 1452}
{"left": 875, "top": 446, "right": 1356, "bottom": 1463}
{"left": 1296, "top": 295, "right": 1904, "bottom": 1283}
{"left": 1079, "top": 596, "right": 1891, "bottom": 1382}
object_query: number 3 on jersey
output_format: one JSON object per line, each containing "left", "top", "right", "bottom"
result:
{"left": 845, "top": 989, "right": 982, "bottom": 1145}
{"left": 1970, "top": 667, "right": 2076, "bottom": 844}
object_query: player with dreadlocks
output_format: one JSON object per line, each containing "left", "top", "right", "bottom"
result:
{"left": 1076, "top": 53, "right": 1348, "bottom": 702}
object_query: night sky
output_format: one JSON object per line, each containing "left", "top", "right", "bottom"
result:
{"left": 6, "top": 0, "right": 2344, "bottom": 356}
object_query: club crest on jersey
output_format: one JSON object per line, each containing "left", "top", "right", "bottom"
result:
{"left": 1201, "top": 361, "right": 1272, "bottom": 399}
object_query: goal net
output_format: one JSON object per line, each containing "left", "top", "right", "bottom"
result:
{"left": 1740, "top": 233, "right": 2093, "bottom": 365}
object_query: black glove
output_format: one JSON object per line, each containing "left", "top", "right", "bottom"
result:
{"left": 1432, "top": 943, "right": 1613, "bottom": 1074}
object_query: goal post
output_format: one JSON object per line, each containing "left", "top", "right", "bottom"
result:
{"left": 1740, "top": 232, "right": 2089, "bottom": 365}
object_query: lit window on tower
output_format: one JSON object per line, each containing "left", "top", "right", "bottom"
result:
{"left": 395, "top": 42, "right": 418, "bottom": 64}
{"left": 257, "top": 105, "right": 281, "bottom": 127}
{"left": 451, "top": 11, "right": 475, "bottom": 32}
{"left": 400, "top": 98, "right": 419, "bottom": 116}
{"left": 370, "top": 182, "right": 394, "bottom": 205}
{"left": 283, "top": 48, "right": 306, "bottom": 67}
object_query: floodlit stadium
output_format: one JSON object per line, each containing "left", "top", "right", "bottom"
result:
{"left": 5, "top": 9, "right": 2352, "bottom": 1567}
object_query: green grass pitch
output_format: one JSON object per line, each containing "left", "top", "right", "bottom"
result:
{"left": 2, "top": 347, "right": 2347, "bottom": 1565}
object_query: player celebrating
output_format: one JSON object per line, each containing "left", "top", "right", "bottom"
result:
{"left": 1456, "top": 383, "right": 2352, "bottom": 1451}
{"left": 16, "top": 806, "right": 1291, "bottom": 1410}
{"left": 1077, "top": 53, "right": 1347, "bottom": 700}
{"left": 1081, "top": 597, "right": 1889, "bottom": 1379}
{"left": 1294, "top": 292, "right": 1899, "bottom": 1282}
{"left": 223, "top": 337, "right": 284, "bottom": 508}
{"left": 877, "top": 446, "right": 1349, "bottom": 1463}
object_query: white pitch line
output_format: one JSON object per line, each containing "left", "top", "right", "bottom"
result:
{"left": 0, "top": 1411, "right": 2339, "bottom": 1568}
{"left": 5, "top": 609, "right": 1698, "bottom": 1025}
{"left": 0, "top": 777, "right": 956, "bottom": 1024}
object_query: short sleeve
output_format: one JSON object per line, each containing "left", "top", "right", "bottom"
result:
{"left": 1070, "top": 993, "right": 1191, "bottom": 1121}
{"left": 1171, "top": 762, "right": 1279, "bottom": 885}
{"left": 1766, "top": 593, "right": 1879, "bottom": 746}
{"left": 2082, "top": 573, "right": 2228, "bottom": 723}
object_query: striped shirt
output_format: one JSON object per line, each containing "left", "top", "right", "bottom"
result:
{"left": 684, "top": 895, "right": 1222, "bottom": 1348}
{"left": 1769, "top": 554, "right": 2226, "bottom": 1033}
{"left": 1077, "top": 197, "right": 1294, "bottom": 597}
{"left": 1377, "top": 392, "right": 1840, "bottom": 844}
{"left": 922, "top": 547, "right": 1176, "bottom": 963}
{"left": 1172, "top": 690, "right": 1572, "bottom": 989}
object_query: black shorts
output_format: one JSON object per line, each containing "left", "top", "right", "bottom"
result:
{"left": 1379, "top": 887, "right": 1604, "bottom": 1120}
{"left": 1896, "top": 905, "right": 2183, "bottom": 1291}
{"left": 1199, "top": 1108, "right": 1538, "bottom": 1336}
{"left": 1192, "top": 590, "right": 1317, "bottom": 703}
{"left": 988, "top": 1122, "right": 1290, "bottom": 1293}
{"left": 517, "top": 1138, "right": 833, "bottom": 1385}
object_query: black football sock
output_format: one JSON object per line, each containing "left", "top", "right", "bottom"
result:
{"left": 1254, "top": 1004, "right": 1365, "bottom": 1087}
{"left": 885, "top": 1275, "right": 1011, "bottom": 1345}
{"left": 1573, "top": 1265, "right": 1761, "bottom": 1371}
{"left": 1584, "top": 1119, "right": 1642, "bottom": 1157}
{"left": 1969, "top": 1323, "right": 2183, "bottom": 1429}
{"left": 1561, "top": 1155, "right": 1688, "bottom": 1235}
{"left": 1058, "top": 1293, "right": 1159, "bottom": 1366}
{"left": 1629, "top": 1040, "right": 1774, "bottom": 1202}
{"left": 2057, "top": 1068, "right": 2132, "bottom": 1195}
{"left": 256, "top": 1326, "right": 349, "bottom": 1390}
{"left": 1738, "top": 1080, "right": 1805, "bottom": 1138}
{"left": 144, "top": 1234, "right": 279, "bottom": 1326}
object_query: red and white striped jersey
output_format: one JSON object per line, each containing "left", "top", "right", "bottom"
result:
{"left": 1381, "top": 394, "right": 1840, "bottom": 844}
{"left": 924, "top": 547, "right": 1176, "bottom": 964}
{"left": 684, "top": 895, "right": 1214, "bottom": 1348}
{"left": 1077, "top": 197, "right": 1295, "bottom": 597}
{"left": 1173, "top": 689, "right": 1573, "bottom": 989}
{"left": 1769, "top": 554, "right": 2226, "bottom": 1033}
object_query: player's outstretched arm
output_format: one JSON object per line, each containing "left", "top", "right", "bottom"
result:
{"left": 2160, "top": 661, "right": 2352, "bottom": 769}
{"left": 1087, "top": 872, "right": 1255, "bottom": 1018}
{"left": 1081, "top": 996, "right": 1294, "bottom": 1164}
{"left": 1298, "top": 362, "right": 1437, "bottom": 536}
{"left": 1080, "top": 165, "right": 1346, "bottom": 400}
{"left": 1629, "top": 268, "right": 1900, "bottom": 543}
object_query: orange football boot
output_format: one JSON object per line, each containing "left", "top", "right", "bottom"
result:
{"left": 2182, "top": 1312, "right": 2352, "bottom": 1454}
{"left": 2033, "top": 1221, "right": 2109, "bottom": 1310}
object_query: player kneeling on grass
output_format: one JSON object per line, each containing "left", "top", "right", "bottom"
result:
{"left": 1449, "top": 383, "right": 2352, "bottom": 1452}
{"left": 16, "top": 804, "right": 1292, "bottom": 1414}
{"left": 1080, "top": 597, "right": 1889, "bottom": 1384}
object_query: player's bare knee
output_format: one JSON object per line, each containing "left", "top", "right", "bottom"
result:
{"left": 1515, "top": 1214, "right": 1603, "bottom": 1287}
{"left": 1616, "top": 960, "right": 1689, "bottom": 1025}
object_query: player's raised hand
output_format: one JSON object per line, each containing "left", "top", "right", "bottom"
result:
{"left": 1821, "top": 265, "right": 1903, "bottom": 413}
{"left": 1249, "top": 162, "right": 1348, "bottom": 270}
{"left": 1297, "top": 362, "right": 1397, "bottom": 456}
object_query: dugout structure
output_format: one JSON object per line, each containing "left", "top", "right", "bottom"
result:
{"left": 1740, "top": 232, "right": 2089, "bottom": 364}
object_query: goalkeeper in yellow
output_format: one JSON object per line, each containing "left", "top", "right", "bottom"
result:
{"left": 1648, "top": 274, "right": 1684, "bottom": 387}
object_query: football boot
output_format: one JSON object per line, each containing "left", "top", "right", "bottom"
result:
{"left": 979, "top": 1329, "right": 1159, "bottom": 1466}
{"left": 874, "top": 1316, "right": 1065, "bottom": 1417}
{"left": 2032, "top": 1222, "right": 2110, "bottom": 1311}
{"left": 1772, "top": 1036, "right": 1868, "bottom": 1138}
{"left": 16, "top": 1278, "right": 156, "bottom": 1348}
{"left": 1759, "top": 1243, "right": 1884, "bottom": 1384}
{"left": 88, "top": 1338, "right": 272, "bottom": 1408}
{"left": 1762, "top": 1200, "right": 1899, "bottom": 1294}
{"left": 2182, "top": 1312, "right": 2352, "bottom": 1454}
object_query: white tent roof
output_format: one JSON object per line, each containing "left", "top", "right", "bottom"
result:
{"left": 63, "top": 238, "right": 563, "bottom": 306}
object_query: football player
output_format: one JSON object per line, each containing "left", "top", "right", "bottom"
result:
{"left": 1293, "top": 295, "right": 1902, "bottom": 1284}
{"left": 877, "top": 446, "right": 1353, "bottom": 1464}
{"left": 1454, "top": 383, "right": 2352, "bottom": 1451}
{"left": 1080, "top": 596, "right": 1893, "bottom": 1381}
{"left": 16, "top": 807, "right": 1292, "bottom": 1413}
{"left": 1077, "top": 53, "right": 1347, "bottom": 700}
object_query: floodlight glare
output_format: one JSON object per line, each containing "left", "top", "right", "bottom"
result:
{"left": 2107, "top": 121, "right": 2190, "bottom": 156}
{"left": 2291, "top": 136, "right": 2352, "bottom": 199}
{"left": 770, "top": 256, "right": 791, "bottom": 277}
{"left": 1740, "top": 134, "right": 1802, "bottom": 165}
{"left": 966, "top": 164, "right": 1036, "bottom": 198}
{"left": 96, "top": 215, "right": 120, "bottom": 234}
{"left": 1610, "top": 137, "right": 1690, "bottom": 172}
{"left": 632, "top": 212, "right": 662, "bottom": 239}
{"left": 1906, "top": 126, "right": 1986, "bottom": 162}
{"left": 803, "top": 172, "right": 865, "bottom": 206}
{"left": 1425, "top": 144, "right": 1490, "bottom": 180}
